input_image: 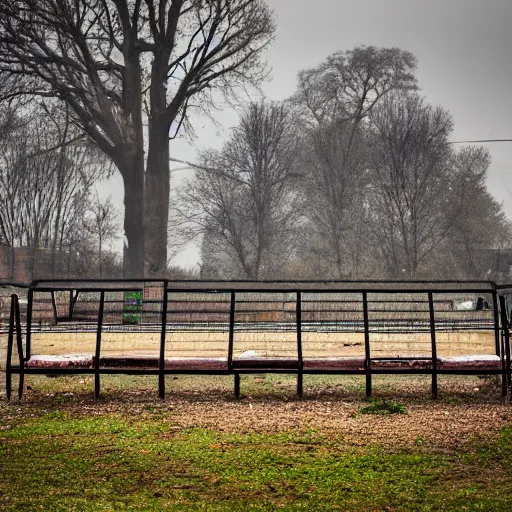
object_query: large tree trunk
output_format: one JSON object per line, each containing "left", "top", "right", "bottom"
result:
{"left": 145, "top": 50, "right": 172, "bottom": 276}
{"left": 145, "top": 120, "right": 170, "bottom": 276}
{"left": 121, "top": 150, "right": 145, "bottom": 279}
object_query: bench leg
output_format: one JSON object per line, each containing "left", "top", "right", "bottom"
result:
{"left": 234, "top": 373, "right": 240, "bottom": 398}
{"left": 94, "top": 373, "right": 100, "bottom": 399}
{"left": 296, "top": 372, "right": 303, "bottom": 398}
{"left": 6, "top": 370, "right": 11, "bottom": 400}
{"left": 158, "top": 374, "right": 165, "bottom": 400}
{"left": 18, "top": 372, "right": 24, "bottom": 400}
{"left": 502, "top": 371, "right": 507, "bottom": 398}
{"left": 365, "top": 373, "right": 372, "bottom": 398}
{"left": 432, "top": 373, "right": 438, "bottom": 399}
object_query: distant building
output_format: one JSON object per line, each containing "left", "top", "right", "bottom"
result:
{"left": 0, "top": 246, "right": 60, "bottom": 283}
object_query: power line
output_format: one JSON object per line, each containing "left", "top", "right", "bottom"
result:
{"left": 449, "top": 139, "right": 512, "bottom": 144}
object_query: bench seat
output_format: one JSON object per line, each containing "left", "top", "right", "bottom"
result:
{"left": 97, "top": 356, "right": 228, "bottom": 371}
{"left": 165, "top": 357, "right": 228, "bottom": 371}
{"left": 371, "top": 358, "right": 432, "bottom": 368}
{"left": 20, "top": 354, "right": 504, "bottom": 374}
{"left": 438, "top": 355, "right": 501, "bottom": 370}
{"left": 232, "top": 358, "right": 298, "bottom": 370}
{"left": 26, "top": 354, "right": 94, "bottom": 368}
{"left": 303, "top": 357, "right": 365, "bottom": 370}
{"left": 25, "top": 355, "right": 230, "bottom": 371}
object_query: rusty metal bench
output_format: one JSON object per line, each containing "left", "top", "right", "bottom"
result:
{"left": 4, "top": 279, "right": 512, "bottom": 400}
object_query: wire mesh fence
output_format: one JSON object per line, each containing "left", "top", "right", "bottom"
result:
{"left": 0, "top": 280, "right": 499, "bottom": 361}
{"left": 2, "top": 279, "right": 511, "bottom": 400}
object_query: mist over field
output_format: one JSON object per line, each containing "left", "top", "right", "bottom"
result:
{"left": 1, "top": 0, "right": 511, "bottom": 282}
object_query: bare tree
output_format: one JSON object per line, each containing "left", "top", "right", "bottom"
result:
{"left": 444, "top": 147, "right": 511, "bottom": 278}
{"left": 295, "top": 46, "right": 417, "bottom": 135}
{"left": 368, "top": 92, "right": 455, "bottom": 278}
{"left": 0, "top": 105, "right": 102, "bottom": 278}
{"left": 293, "top": 46, "right": 417, "bottom": 278}
{"left": 87, "top": 192, "right": 119, "bottom": 277}
{"left": 0, "top": 0, "right": 275, "bottom": 277}
{"left": 298, "top": 121, "right": 369, "bottom": 277}
{"left": 182, "top": 102, "right": 298, "bottom": 279}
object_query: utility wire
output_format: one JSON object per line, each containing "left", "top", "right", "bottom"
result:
{"left": 449, "top": 139, "right": 512, "bottom": 144}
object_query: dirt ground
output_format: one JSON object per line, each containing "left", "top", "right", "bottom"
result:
{"left": 164, "top": 396, "right": 512, "bottom": 450}
{"left": 1, "top": 327, "right": 509, "bottom": 455}
{"left": 2, "top": 373, "right": 510, "bottom": 454}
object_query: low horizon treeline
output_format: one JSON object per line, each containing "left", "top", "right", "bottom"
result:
{"left": 178, "top": 47, "right": 512, "bottom": 281}
{"left": 1, "top": 46, "right": 511, "bottom": 282}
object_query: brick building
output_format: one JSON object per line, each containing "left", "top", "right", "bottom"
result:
{"left": 0, "top": 246, "right": 57, "bottom": 283}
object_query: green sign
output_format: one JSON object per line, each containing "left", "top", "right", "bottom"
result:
{"left": 123, "top": 290, "right": 143, "bottom": 325}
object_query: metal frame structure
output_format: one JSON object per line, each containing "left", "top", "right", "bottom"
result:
{"left": 3, "top": 279, "right": 512, "bottom": 400}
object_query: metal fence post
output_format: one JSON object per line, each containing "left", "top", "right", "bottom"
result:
{"left": 228, "top": 291, "right": 238, "bottom": 397}
{"left": 26, "top": 288, "right": 33, "bottom": 361}
{"left": 499, "top": 294, "right": 511, "bottom": 399}
{"left": 14, "top": 294, "right": 24, "bottom": 399}
{"left": 94, "top": 291, "right": 105, "bottom": 399}
{"left": 159, "top": 280, "right": 168, "bottom": 399}
{"left": 228, "top": 291, "right": 235, "bottom": 371}
{"left": 428, "top": 292, "right": 438, "bottom": 399}
{"left": 6, "top": 295, "right": 15, "bottom": 400}
{"left": 363, "top": 291, "right": 371, "bottom": 398}
{"left": 491, "top": 291, "right": 507, "bottom": 397}
{"left": 296, "top": 291, "right": 303, "bottom": 398}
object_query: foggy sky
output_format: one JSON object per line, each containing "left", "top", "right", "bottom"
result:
{"left": 106, "top": 0, "right": 512, "bottom": 269}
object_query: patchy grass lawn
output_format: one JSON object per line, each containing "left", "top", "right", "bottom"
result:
{"left": 1, "top": 374, "right": 512, "bottom": 511}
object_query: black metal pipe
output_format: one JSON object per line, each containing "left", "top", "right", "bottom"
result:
{"left": 26, "top": 288, "right": 33, "bottom": 360}
{"left": 68, "top": 290, "right": 73, "bottom": 319}
{"left": 491, "top": 291, "right": 506, "bottom": 398}
{"left": 499, "top": 295, "right": 511, "bottom": 399}
{"left": 94, "top": 291, "right": 105, "bottom": 398}
{"left": 492, "top": 291, "right": 500, "bottom": 357}
{"left": 363, "top": 291, "right": 371, "bottom": 398}
{"left": 50, "top": 291, "right": 58, "bottom": 324}
{"left": 428, "top": 291, "right": 438, "bottom": 399}
{"left": 234, "top": 373, "right": 240, "bottom": 398}
{"left": 5, "top": 295, "right": 15, "bottom": 400}
{"left": 227, "top": 292, "right": 235, "bottom": 371}
{"left": 32, "top": 285, "right": 497, "bottom": 294}
{"left": 135, "top": 287, "right": 498, "bottom": 295}
{"left": 14, "top": 294, "right": 24, "bottom": 399}
{"left": 159, "top": 281, "right": 168, "bottom": 399}
{"left": 296, "top": 372, "right": 303, "bottom": 398}
{"left": 296, "top": 291, "right": 303, "bottom": 398}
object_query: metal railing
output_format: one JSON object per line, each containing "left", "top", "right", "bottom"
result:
{"left": 4, "top": 279, "right": 512, "bottom": 400}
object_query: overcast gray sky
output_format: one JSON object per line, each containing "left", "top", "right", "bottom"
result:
{"left": 106, "top": 0, "right": 512, "bottom": 269}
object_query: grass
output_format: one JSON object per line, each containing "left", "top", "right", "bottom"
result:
{"left": 2, "top": 412, "right": 512, "bottom": 511}
{"left": 1, "top": 373, "right": 511, "bottom": 510}
{"left": 359, "top": 399, "right": 407, "bottom": 415}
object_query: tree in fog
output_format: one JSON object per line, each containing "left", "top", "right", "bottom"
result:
{"left": 294, "top": 46, "right": 417, "bottom": 277}
{"left": 297, "top": 121, "right": 370, "bottom": 277}
{"left": 295, "top": 46, "right": 417, "bottom": 129}
{"left": 0, "top": 0, "right": 275, "bottom": 277}
{"left": 87, "top": 192, "right": 119, "bottom": 277}
{"left": 182, "top": 102, "right": 298, "bottom": 279}
{"left": 443, "top": 147, "right": 511, "bottom": 278}
{"left": 0, "top": 105, "right": 103, "bottom": 277}
{"left": 368, "top": 92, "right": 455, "bottom": 278}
